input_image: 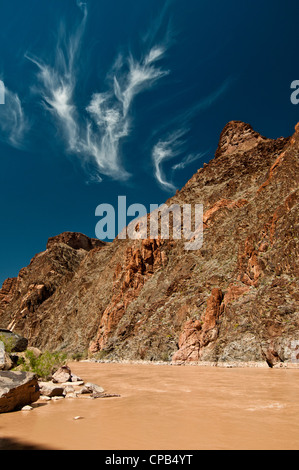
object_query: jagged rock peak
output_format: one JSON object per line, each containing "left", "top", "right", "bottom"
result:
{"left": 46, "top": 232, "right": 106, "bottom": 252}
{"left": 215, "top": 120, "right": 269, "bottom": 158}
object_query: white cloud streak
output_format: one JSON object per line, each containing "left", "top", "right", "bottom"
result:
{"left": 142, "top": 0, "right": 174, "bottom": 49}
{"left": 172, "top": 151, "right": 207, "bottom": 171}
{"left": 0, "top": 85, "right": 29, "bottom": 149}
{"left": 152, "top": 129, "right": 187, "bottom": 191}
{"left": 2, "top": 0, "right": 232, "bottom": 189}
{"left": 25, "top": 2, "right": 170, "bottom": 182}
{"left": 151, "top": 78, "right": 233, "bottom": 190}
{"left": 114, "top": 47, "right": 169, "bottom": 117}
{"left": 25, "top": 2, "right": 87, "bottom": 154}
{"left": 85, "top": 45, "right": 169, "bottom": 180}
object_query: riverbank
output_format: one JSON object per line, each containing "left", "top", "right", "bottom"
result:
{"left": 85, "top": 358, "right": 299, "bottom": 369}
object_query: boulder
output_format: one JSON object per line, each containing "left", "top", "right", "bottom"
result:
{"left": 52, "top": 365, "right": 72, "bottom": 383}
{"left": 65, "top": 392, "right": 77, "bottom": 399}
{"left": 21, "top": 405, "right": 33, "bottom": 411}
{"left": 0, "top": 329, "right": 28, "bottom": 353}
{"left": 38, "top": 381, "right": 64, "bottom": 397}
{"left": 79, "top": 382, "right": 105, "bottom": 395}
{"left": 63, "top": 384, "right": 75, "bottom": 395}
{"left": 0, "top": 351, "right": 13, "bottom": 371}
{"left": 70, "top": 373, "right": 83, "bottom": 382}
{"left": 0, "top": 371, "right": 40, "bottom": 413}
{"left": 27, "top": 347, "right": 42, "bottom": 358}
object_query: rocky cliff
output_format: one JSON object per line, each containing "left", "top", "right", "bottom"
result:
{"left": 0, "top": 121, "right": 298, "bottom": 366}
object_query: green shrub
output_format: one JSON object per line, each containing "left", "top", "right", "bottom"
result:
{"left": 70, "top": 350, "right": 88, "bottom": 361}
{"left": 160, "top": 351, "right": 171, "bottom": 362}
{"left": 94, "top": 350, "right": 110, "bottom": 361}
{"left": 18, "top": 350, "right": 67, "bottom": 379}
{"left": 0, "top": 334, "right": 14, "bottom": 353}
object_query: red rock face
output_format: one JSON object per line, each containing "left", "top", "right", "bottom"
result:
{"left": 89, "top": 239, "right": 168, "bottom": 353}
{"left": 0, "top": 121, "right": 298, "bottom": 365}
{"left": 173, "top": 288, "right": 223, "bottom": 362}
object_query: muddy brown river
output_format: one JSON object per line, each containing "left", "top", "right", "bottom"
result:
{"left": 1, "top": 362, "right": 299, "bottom": 450}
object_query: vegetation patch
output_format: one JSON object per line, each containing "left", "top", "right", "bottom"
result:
{"left": 16, "top": 350, "right": 67, "bottom": 380}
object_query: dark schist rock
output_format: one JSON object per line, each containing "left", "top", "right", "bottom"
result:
{"left": 0, "top": 329, "right": 28, "bottom": 352}
{"left": 0, "top": 371, "right": 40, "bottom": 413}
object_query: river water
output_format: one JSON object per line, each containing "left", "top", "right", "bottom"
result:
{"left": 1, "top": 362, "right": 299, "bottom": 450}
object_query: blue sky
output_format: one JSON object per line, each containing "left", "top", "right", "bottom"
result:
{"left": 0, "top": 0, "right": 299, "bottom": 286}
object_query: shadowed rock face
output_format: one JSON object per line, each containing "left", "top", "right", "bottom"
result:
{"left": 0, "top": 121, "right": 298, "bottom": 366}
{"left": 0, "top": 329, "right": 28, "bottom": 352}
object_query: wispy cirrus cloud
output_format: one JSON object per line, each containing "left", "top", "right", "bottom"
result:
{"left": 0, "top": 84, "right": 29, "bottom": 149}
{"left": 113, "top": 46, "right": 169, "bottom": 117}
{"left": 152, "top": 128, "right": 206, "bottom": 191}
{"left": 85, "top": 44, "right": 170, "bottom": 180}
{"left": 2, "top": 0, "right": 232, "bottom": 189}
{"left": 172, "top": 151, "right": 207, "bottom": 172}
{"left": 142, "top": 0, "right": 175, "bottom": 49}
{"left": 152, "top": 128, "right": 187, "bottom": 191}
{"left": 151, "top": 78, "right": 233, "bottom": 191}
{"left": 25, "top": 1, "right": 170, "bottom": 182}
{"left": 25, "top": 2, "right": 87, "bottom": 154}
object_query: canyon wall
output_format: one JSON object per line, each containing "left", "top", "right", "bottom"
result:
{"left": 0, "top": 121, "right": 298, "bottom": 366}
